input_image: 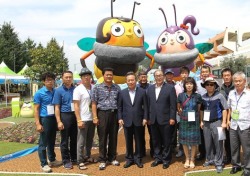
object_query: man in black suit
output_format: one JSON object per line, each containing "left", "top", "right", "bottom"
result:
{"left": 147, "top": 70, "right": 177, "bottom": 169}
{"left": 118, "top": 71, "right": 148, "bottom": 168}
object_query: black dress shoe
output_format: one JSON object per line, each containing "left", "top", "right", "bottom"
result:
{"left": 163, "top": 163, "right": 169, "bottom": 169}
{"left": 230, "top": 167, "right": 242, "bottom": 174}
{"left": 196, "top": 154, "right": 205, "bottom": 161}
{"left": 151, "top": 160, "right": 162, "bottom": 167}
{"left": 123, "top": 162, "right": 134, "bottom": 168}
{"left": 135, "top": 162, "right": 143, "bottom": 168}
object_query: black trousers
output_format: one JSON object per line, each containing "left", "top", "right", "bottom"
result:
{"left": 141, "top": 124, "right": 154, "bottom": 157}
{"left": 124, "top": 124, "right": 144, "bottom": 163}
{"left": 60, "top": 112, "right": 78, "bottom": 164}
{"left": 151, "top": 121, "right": 172, "bottom": 164}
{"left": 224, "top": 128, "right": 231, "bottom": 159}
{"left": 97, "top": 110, "right": 119, "bottom": 162}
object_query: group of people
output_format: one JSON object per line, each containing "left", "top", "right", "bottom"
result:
{"left": 34, "top": 65, "right": 250, "bottom": 176}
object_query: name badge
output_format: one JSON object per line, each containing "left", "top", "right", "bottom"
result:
{"left": 47, "top": 105, "right": 54, "bottom": 115}
{"left": 71, "top": 103, "right": 75, "bottom": 112}
{"left": 232, "top": 110, "right": 239, "bottom": 120}
{"left": 203, "top": 110, "right": 210, "bottom": 121}
{"left": 188, "top": 110, "right": 195, "bottom": 122}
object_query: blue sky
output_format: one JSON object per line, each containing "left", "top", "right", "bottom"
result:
{"left": 0, "top": 0, "right": 249, "bottom": 72}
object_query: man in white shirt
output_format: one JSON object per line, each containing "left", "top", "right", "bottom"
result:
{"left": 73, "top": 67, "right": 96, "bottom": 170}
{"left": 228, "top": 72, "right": 250, "bottom": 176}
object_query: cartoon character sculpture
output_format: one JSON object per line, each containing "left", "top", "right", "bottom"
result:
{"left": 78, "top": 0, "right": 154, "bottom": 84}
{"left": 20, "top": 102, "right": 34, "bottom": 118}
{"left": 153, "top": 4, "right": 212, "bottom": 81}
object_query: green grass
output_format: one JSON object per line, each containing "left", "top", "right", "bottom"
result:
{"left": 186, "top": 167, "right": 243, "bottom": 176}
{"left": 0, "top": 141, "right": 36, "bottom": 156}
{"left": 0, "top": 116, "right": 34, "bottom": 124}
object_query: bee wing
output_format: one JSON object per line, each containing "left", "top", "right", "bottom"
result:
{"left": 77, "top": 37, "right": 96, "bottom": 51}
{"left": 144, "top": 42, "right": 149, "bottom": 50}
{"left": 195, "top": 43, "right": 213, "bottom": 54}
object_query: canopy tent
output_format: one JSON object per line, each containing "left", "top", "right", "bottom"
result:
{"left": 0, "top": 61, "right": 30, "bottom": 84}
{"left": 0, "top": 61, "right": 16, "bottom": 75}
{"left": 17, "top": 63, "right": 29, "bottom": 75}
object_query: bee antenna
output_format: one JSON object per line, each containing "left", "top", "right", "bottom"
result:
{"left": 111, "top": 0, "right": 116, "bottom": 17}
{"left": 131, "top": 1, "right": 141, "bottom": 20}
{"left": 159, "top": 8, "right": 168, "bottom": 28}
{"left": 173, "top": 4, "right": 177, "bottom": 26}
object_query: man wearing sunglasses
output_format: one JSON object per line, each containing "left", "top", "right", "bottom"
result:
{"left": 200, "top": 77, "right": 228, "bottom": 173}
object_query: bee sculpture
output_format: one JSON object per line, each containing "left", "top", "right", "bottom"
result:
{"left": 153, "top": 4, "right": 212, "bottom": 81}
{"left": 78, "top": 0, "right": 154, "bottom": 84}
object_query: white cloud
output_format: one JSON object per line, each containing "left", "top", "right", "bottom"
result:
{"left": 1, "top": 0, "right": 250, "bottom": 72}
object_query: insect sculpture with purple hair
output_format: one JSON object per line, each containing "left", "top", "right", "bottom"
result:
{"left": 154, "top": 4, "right": 208, "bottom": 81}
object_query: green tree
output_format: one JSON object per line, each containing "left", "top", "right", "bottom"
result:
{"left": 220, "top": 55, "right": 247, "bottom": 73}
{"left": 22, "top": 38, "right": 37, "bottom": 67}
{"left": 0, "top": 22, "right": 28, "bottom": 73}
{"left": 24, "top": 38, "right": 68, "bottom": 81}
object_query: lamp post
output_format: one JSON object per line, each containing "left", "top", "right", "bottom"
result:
{"left": 13, "top": 53, "right": 16, "bottom": 73}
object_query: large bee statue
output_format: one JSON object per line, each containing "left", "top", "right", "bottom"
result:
{"left": 78, "top": 0, "right": 154, "bottom": 84}
{"left": 153, "top": 4, "right": 211, "bottom": 81}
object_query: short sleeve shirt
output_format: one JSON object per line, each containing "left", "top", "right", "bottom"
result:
{"left": 228, "top": 89, "right": 250, "bottom": 130}
{"left": 52, "top": 84, "right": 75, "bottom": 112}
{"left": 201, "top": 91, "right": 229, "bottom": 120}
{"left": 92, "top": 83, "right": 120, "bottom": 110}
{"left": 73, "top": 84, "right": 93, "bottom": 121}
{"left": 33, "top": 86, "right": 55, "bottom": 117}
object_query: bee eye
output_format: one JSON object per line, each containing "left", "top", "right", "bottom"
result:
{"left": 111, "top": 23, "right": 125, "bottom": 37}
{"left": 158, "top": 32, "right": 168, "bottom": 45}
{"left": 133, "top": 25, "right": 143, "bottom": 38}
{"left": 176, "top": 33, "right": 186, "bottom": 44}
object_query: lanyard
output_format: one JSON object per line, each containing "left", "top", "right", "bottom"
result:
{"left": 234, "top": 92, "right": 244, "bottom": 110}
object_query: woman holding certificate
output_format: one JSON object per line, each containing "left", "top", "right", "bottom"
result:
{"left": 177, "top": 77, "right": 202, "bottom": 169}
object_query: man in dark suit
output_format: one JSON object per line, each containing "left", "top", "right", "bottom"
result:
{"left": 147, "top": 70, "right": 177, "bottom": 169}
{"left": 118, "top": 71, "right": 148, "bottom": 168}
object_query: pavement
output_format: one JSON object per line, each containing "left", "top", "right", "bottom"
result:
{"left": 0, "top": 127, "right": 232, "bottom": 176}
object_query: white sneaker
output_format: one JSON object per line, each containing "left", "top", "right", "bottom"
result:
{"left": 41, "top": 165, "right": 52, "bottom": 173}
{"left": 99, "top": 163, "right": 106, "bottom": 170}
{"left": 111, "top": 160, "right": 120, "bottom": 166}
{"left": 49, "top": 160, "right": 62, "bottom": 167}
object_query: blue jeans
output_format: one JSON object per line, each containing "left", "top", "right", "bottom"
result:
{"left": 38, "top": 116, "right": 57, "bottom": 167}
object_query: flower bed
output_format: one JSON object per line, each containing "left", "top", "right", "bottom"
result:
{"left": 0, "top": 107, "right": 11, "bottom": 119}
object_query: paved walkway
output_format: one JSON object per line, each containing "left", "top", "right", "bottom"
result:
{"left": 0, "top": 128, "right": 232, "bottom": 176}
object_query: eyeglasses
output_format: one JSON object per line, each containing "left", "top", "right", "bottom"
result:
{"left": 205, "top": 83, "right": 215, "bottom": 87}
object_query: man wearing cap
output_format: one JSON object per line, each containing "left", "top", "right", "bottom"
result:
{"left": 196, "top": 65, "right": 211, "bottom": 161}
{"left": 137, "top": 71, "right": 153, "bottom": 158}
{"left": 73, "top": 67, "right": 96, "bottom": 170}
{"left": 164, "top": 68, "right": 181, "bottom": 155}
{"left": 200, "top": 77, "right": 228, "bottom": 173}
{"left": 227, "top": 72, "right": 250, "bottom": 176}
{"left": 164, "top": 69, "right": 175, "bottom": 85}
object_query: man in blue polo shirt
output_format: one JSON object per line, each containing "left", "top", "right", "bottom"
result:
{"left": 34, "top": 72, "right": 62, "bottom": 173}
{"left": 53, "top": 71, "right": 77, "bottom": 170}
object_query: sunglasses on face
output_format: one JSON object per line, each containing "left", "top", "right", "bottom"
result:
{"left": 205, "top": 83, "right": 215, "bottom": 87}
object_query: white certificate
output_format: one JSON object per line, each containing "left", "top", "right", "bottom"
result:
{"left": 188, "top": 111, "right": 195, "bottom": 122}
{"left": 217, "top": 127, "right": 226, "bottom": 141}
{"left": 71, "top": 103, "right": 75, "bottom": 112}
{"left": 47, "top": 105, "right": 54, "bottom": 115}
{"left": 203, "top": 110, "right": 210, "bottom": 121}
